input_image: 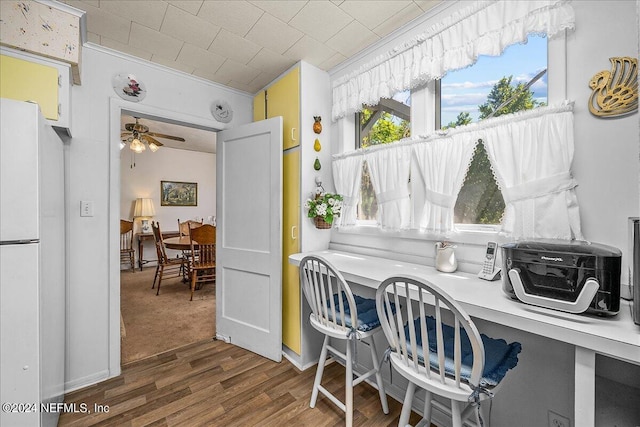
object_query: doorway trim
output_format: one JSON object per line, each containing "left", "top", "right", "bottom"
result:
{"left": 108, "top": 98, "right": 224, "bottom": 377}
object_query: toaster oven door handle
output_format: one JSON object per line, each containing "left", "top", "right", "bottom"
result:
{"left": 508, "top": 268, "right": 600, "bottom": 314}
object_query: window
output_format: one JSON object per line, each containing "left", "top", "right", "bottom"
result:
{"left": 356, "top": 91, "right": 411, "bottom": 148}
{"left": 445, "top": 34, "right": 548, "bottom": 226}
{"left": 352, "top": 35, "right": 548, "bottom": 229}
{"left": 355, "top": 91, "right": 410, "bottom": 221}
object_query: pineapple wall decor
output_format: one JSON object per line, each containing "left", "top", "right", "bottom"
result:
{"left": 313, "top": 116, "right": 322, "bottom": 133}
{"left": 312, "top": 116, "right": 322, "bottom": 170}
{"left": 588, "top": 57, "right": 638, "bottom": 118}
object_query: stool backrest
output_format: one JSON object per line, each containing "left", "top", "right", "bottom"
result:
{"left": 299, "top": 255, "right": 358, "bottom": 336}
{"left": 376, "top": 276, "right": 485, "bottom": 389}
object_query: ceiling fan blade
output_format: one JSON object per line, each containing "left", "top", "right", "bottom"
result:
{"left": 141, "top": 135, "right": 163, "bottom": 146}
{"left": 121, "top": 132, "right": 132, "bottom": 138}
{"left": 147, "top": 132, "right": 186, "bottom": 142}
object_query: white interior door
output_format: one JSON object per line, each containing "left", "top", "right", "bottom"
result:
{"left": 216, "top": 117, "right": 283, "bottom": 362}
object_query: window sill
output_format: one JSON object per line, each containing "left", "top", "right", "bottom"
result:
{"left": 336, "top": 223, "right": 504, "bottom": 246}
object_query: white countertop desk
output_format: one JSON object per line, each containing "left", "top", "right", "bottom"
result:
{"left": 289, "top": 250, "right": 640, "bottom": 427}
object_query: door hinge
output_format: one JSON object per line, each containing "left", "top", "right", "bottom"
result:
{"left": 58, "top": 74, "right": 62, "bottom": 87}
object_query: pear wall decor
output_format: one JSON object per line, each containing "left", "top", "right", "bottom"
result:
{"left": 313, "top": 157, "right": 321, "bottom": 171}
{"left": 314, "top": 138, "right": 321, "bottom": 152}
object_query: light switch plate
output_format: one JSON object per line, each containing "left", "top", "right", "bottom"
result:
{"left": 80, "top": 200, "right": 94, "bottom": 217}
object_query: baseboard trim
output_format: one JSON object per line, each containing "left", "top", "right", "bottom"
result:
{"left": 64, "top": 369, "right": 110, "bottom": 394}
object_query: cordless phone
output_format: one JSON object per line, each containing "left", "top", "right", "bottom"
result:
{"left": 478, "top": 242, "right": 501, "bottom": 281}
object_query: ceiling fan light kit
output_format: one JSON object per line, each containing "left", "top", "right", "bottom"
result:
{"left": 129, "top": 136, "right": 146, "bottom": 153}
{"left": 121, "top": 117, "right": 186, "bottom": 155}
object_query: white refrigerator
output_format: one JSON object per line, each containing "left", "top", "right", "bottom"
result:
{"left": 0, "top": 99, "right": 66, "bottom": 426}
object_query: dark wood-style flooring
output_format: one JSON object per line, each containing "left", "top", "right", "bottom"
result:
{"left": 59, "top": 338, "right": 424, "bottom": 427}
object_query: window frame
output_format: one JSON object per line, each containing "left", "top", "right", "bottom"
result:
{"left": 336, "top": 31, "right": 567, "bottom": 242}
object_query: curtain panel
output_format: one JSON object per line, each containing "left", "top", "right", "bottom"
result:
{"left": 331, "top": 155, "right": 364, "bottom": 227}
{"left": 481, "top": 104, "right": 582, "bottom": 239}
{"left": 365, "top": 145, "right": 412, "bottom": 230}
{"left": 331, "top": 0, "right": 575, "bottom": 121}
{"left": 331, "top": 103, "right": 581, "bottom": 238}
{"left": 413, "top": 134, "right": 477, "bottom": 235}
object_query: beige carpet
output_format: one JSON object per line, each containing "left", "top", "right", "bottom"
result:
{"left": 120, "top": 266, "right": 216, "bottom": 365}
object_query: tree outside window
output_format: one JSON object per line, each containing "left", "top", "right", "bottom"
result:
{"left": 445, "top": 35, "right": 547, "bottom": 225}
{"left": 356, "top": 94, "right": 410, "bottom": 221}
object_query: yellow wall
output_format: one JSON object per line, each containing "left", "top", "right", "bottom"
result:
{"left": 0, "top": 54, "right": 59, "bottom": 120}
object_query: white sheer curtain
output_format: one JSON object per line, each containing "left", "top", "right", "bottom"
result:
{"left": 365, "top": 145, "right": 412, "bottom": 230}
{"left": 482, "top": 104, "right": 583, "bottom": 239}
{"left": 413, "top": 134, "right": 477, "bottom": 235}
{"left": 331, "top": 0, "right": 575, "bottom": 120}
{"left": 331, "top": 155, "right": 364, "bottom": 227}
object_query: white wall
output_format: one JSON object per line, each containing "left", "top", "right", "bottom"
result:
{"left": 119, "top": 146, "right": 216, "bottom": 266}
{"left": 568, "top": 1, "right": 639, "bottom": 260}
{"left": 55, "top": 1, "right": 639, "bottom": 411}
{"left": 329, "top": 1, "right": 639, "bottom": 278}
{"left": 327, "top": 1, "right": 639, "bottom": 426}
{"left": 65, "top": 44, "right": 252, "bottom": 391}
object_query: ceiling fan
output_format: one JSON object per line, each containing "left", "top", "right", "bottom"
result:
{"left": 120, "top": 117, "right": 186, "bottom": 153}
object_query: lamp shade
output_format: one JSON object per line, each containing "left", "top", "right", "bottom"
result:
{"left": 133, "top": 198, "right": 155, "bottom": 218}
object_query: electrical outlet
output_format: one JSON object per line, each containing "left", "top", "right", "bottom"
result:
{"left": 548, "top": 410, "right": 571, "bottom": 427}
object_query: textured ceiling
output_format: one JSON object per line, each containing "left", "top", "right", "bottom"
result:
{"left": 64, "top": 0, "right": 443, "bottom": 154}
{"left": 61, "top": 0, "right": 442, "bottom": 94}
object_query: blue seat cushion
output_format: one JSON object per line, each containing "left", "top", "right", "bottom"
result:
{"left": 405, "top": 317, "right": 521, "bottom": 387}
{"left": 329, "top": 292, "right": 392, "bottom": 332}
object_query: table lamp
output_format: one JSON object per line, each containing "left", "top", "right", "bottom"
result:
{"left": 134, "top": 198, "right": 155, "bottom": 233}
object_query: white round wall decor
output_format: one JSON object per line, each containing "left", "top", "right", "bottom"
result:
{"left": 112, "top": 73, "right": 146, "bottom": 102}
{"left": 211, "top": 99, "right": 233, "bottom": 123}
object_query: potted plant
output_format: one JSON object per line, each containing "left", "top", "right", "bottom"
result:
{"left": 305, "top": 191, "right": 343, "bottom": 229}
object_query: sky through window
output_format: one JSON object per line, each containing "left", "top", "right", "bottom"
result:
{"left": 440, "top": 35, "right": 548, "bottom": 125}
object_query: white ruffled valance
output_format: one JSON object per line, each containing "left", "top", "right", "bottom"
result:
{"left": 331, "top": 0, "right": 575, "bottom": 121}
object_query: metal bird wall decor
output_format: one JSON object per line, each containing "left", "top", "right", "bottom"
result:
{"left": 588, "top": 57, "right": 638, "bottom": 118}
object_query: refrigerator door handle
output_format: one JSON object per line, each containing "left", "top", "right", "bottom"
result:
{"left": 0, "top": 239, "right": 39, "bottom": 245}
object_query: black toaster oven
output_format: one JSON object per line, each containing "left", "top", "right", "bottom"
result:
{"left": 630, "top": 217, "right": 640, "bottom": 325}
{"left": 501, "top": 240, "right": 622, "bottom": 316}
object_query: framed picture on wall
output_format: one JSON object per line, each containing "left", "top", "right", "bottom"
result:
{"left": 160, "top": 181, "right": 198, "bottom": 206}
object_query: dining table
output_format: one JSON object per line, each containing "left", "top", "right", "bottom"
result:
{"left": 162, "top": 236, "right": 198, "bottom": 283}
{"left": 163, "top": 235, "right": 216, "bottom": 285}
{"left": 162, "top": 235, "right": 194, "bottom": 251}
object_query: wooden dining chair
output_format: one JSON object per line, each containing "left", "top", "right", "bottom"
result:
{"left": 178, "top": 219, "right": 203, "bottom": 237}
{"left": 188, "top": 224, "right": 216, "bottom": 301}
{"left": 151, "top": 221, "right": 187, "bottom": 296}
{"left": 376, "top": 276, "right": 521, "bottom": 427}
{"left": 120, "top": 219, "right": 135, "bottom": 272}
{"left": 178, "top": 219, "right": 203, "bottom": 277}
{"left": 299, "top": 255, "right": 389, "bottom": 427}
